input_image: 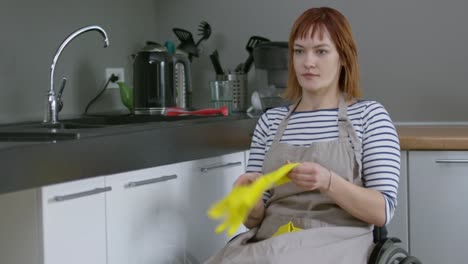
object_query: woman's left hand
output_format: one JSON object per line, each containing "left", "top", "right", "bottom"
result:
{"left": 287, "top": 162, "right": 331, "bottom": 191}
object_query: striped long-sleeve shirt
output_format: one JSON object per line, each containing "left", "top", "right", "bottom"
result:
{"left": 246, "top": 100, "right": 400, "bottom": 225}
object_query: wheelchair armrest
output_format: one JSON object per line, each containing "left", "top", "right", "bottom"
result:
{"left": 373, "top": 226, "right": 389, "bottom": 243}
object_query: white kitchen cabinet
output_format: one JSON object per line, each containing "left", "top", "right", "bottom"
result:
{"left": 106, "top": 162, "right": 188, "bottom": 264}
{"left": 106, "top": 151, "right": 248, "bottom": 264}
{"left": 386, "top": 151, "right": 409, "bottom": 252}
{"left": 184, "top": 152, "right": 246, "bottom": 263}
{"left": 40, "top": 176, "right": 109, "bottom": 264}
{"left": 106, "top": 151, "right": 247, "bottom": 264}
{"left": 0, "top": 151, "right": 249, "bottom": 264}
{"left": 408, "top": 151, "right": 468, "bottom": 263}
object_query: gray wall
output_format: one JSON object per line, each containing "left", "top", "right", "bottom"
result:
{"left": 155, "top": 0, "right": 468, "bottom": 122}
{"left": 0, "top": 0, "right": 159, "bottom": 124}
{"left": 1, "top": 0, "right": 467, "bottom": 124}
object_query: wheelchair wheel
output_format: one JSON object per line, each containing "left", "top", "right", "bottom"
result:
{"left": 374, "top": 244, "right": 409, "bottom": 264}
{"left": 400, "top": 256, "right": 423, "bottom": 264}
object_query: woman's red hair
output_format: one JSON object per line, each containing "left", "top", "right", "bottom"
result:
{"left": 283, "top": 7, "right": 361, "bottom": 101}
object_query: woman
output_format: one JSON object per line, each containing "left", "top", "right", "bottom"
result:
{"left": 206, "top": 6, "right": 400, "bottom": 263}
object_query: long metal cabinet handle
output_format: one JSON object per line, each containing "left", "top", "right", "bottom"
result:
{"left": 435, "top": 159, "right": 468, "bottom": 164}
{"left": 125, "top": 174, "right": 178, "bottom": 188}
{"left": 53, "top": 187, "right": 112, "bottom": 202}
{"left": 201, "top": 161, "right": 242, "bottom": 172}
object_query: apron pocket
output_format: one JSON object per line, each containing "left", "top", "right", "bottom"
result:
{"left": 271, "top": 220, "right": 303, "bottom": 237}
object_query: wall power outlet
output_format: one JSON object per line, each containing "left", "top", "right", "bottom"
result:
{"left": 105, "top": 67, "right": 125, "bottom": 89}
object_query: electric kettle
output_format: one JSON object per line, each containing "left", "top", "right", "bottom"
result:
{"left": 132, "top": 42, "right": 192, "bottom": 115}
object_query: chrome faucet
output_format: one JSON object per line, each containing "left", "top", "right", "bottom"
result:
{"left": 44, "top": 25, "right": 109, "bottom": 124}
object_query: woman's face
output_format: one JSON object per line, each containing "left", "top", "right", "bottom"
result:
{"left": 293, "top": 26, "right": 342, "bottom": 95}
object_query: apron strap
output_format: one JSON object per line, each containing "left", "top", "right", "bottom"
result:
{"left": 337, "top": 95, "right": 350, "bottom": 140}
{"left": 337, "top": 94, "right": 361, "bottom": 152}
{"left": 271, "top": 99, "right": 301, "bottom": 145}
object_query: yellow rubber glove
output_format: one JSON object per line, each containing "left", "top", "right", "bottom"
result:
{"left": 207, "top": 163, "right": 300, "bottom": 236}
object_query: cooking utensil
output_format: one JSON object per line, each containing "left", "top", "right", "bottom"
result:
{"left": 242, "top": 36, "right": 270, "bottom": 73}
{"left": 143, "top": 41, "right": 167, "bottom": 52}
{"left": 223, "top": 74, "right": 248, "bottom": 112}
{"left": 173, "top": 28, "right": 199, "bottom": 60}
{"left": 234, "top": 63, "right": 244, "bottom": 73}
{"left": 195, "top": 21, "right": 211, "bottom": 47}
{"left": 209, "top": 50, "right": 224, "bottom": 75}
{"left": 132, "top": 46, "right": 192, "bottom": 115}
{"left": 165, "top": 106, "right": 228, "bottom": 116}
{"left": 130, "top": 41, "right": 166, "bottom": 60}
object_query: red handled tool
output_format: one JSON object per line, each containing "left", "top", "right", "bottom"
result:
{"left": 165, "top": 106, "right": 229, "bottom": 117}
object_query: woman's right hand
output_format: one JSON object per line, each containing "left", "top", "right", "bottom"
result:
{"left": 233, "top": 172, "right": 262, "bottom": 187}
{"left": 233, "top": 172, "right": 266, "bottom": 228}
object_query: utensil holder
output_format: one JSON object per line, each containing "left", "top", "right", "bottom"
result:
{"left": 216, "top": 73, "right": 247, "bottom": 112}
{"left": 210, "top": 80, "right": 233, "bottom": 113}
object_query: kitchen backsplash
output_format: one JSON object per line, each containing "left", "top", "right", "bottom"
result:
{"left": 0, "top": 0, "right": 158, "bottom": 124}
{"left": 1, "top": 0, "right": 468, "bottom": 123}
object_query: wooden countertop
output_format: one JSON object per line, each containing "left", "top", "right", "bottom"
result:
{"left": 397, "top": 125, "right": 468, "bottom": 150}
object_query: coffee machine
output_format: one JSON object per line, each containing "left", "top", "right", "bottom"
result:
{"left": 252, "top": 42, "right": 289, "bottom": 111}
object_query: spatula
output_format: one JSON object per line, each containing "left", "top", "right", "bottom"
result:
{"left": 242, "top": 36, "right": 270, "bottom": 73}
{"left": 173, "top": 28, "right": 199, "bottom": 59}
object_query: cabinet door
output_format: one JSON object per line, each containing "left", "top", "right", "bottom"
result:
{"left": 184, "top": 152, "right": 246, "bottom": 263}
{"left": 386, "top": 151, "right": 409, "bottom": 251}
{"left": 40, "top": 177, "right": 109, "bottom": 264}
{"left": 106, "top": 163, "right": 187, "bottom": 264}
{"left": 409, "top": 151, "right": 468, "bottom": 263}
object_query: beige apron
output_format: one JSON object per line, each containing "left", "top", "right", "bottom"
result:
{"left": 205, "top": 95, "right": 374, "bottom": 264}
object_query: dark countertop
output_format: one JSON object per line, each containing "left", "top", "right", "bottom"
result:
{"left": 0, "top": 114, "right": 258, "bottom": 195}
{"left": 5, "top": 116, "right": 465, "bottom": 195}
